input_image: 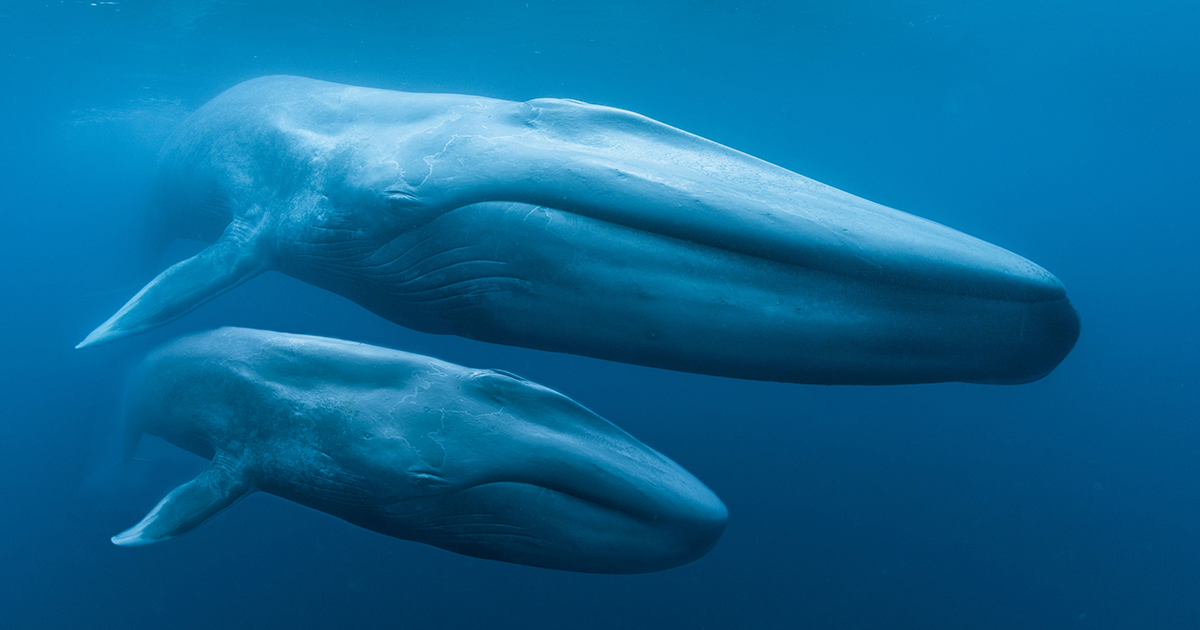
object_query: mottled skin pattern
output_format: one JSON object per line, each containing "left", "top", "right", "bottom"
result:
{"left": 113, "top": 328, "right": 727, "bottom": 574}
{"left": 80, "top": 75, "right": 1078, "bottom": 384}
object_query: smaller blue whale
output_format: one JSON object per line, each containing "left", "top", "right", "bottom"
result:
{"left": 112, "top": 327, "right": 727, "bottom": 573}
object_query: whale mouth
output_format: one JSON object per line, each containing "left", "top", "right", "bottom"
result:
{"left": 405, "top": 478, "right": 728, "bottom": 530}
{"left": 381, "top": 480, "right": 728, "bottom": 573}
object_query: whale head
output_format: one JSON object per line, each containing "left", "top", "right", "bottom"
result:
{"left": 380, "top": 366, "right": 730, "bottom": 573}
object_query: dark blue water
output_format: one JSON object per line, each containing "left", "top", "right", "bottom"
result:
{"left": 1, "top": 1, "right": 1196, "bottom": 628}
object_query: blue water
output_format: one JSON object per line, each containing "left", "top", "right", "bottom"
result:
{"left": 1, "top": 1, "right": 1197, "bottom": 628}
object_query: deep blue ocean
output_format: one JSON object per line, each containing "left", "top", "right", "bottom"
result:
{"left": 1, "top": 1, "right": 1197, "bottom": 628}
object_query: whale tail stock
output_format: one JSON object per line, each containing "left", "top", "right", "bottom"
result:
{"left": 76, "top": 221, "right": 266, "bottom": 349}
{"left": 111, "top": 453, "right": 253, "bottom": 546}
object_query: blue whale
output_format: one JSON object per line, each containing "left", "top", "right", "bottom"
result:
{"left": 112, "top": 327, "right": 727, "bottom": 573}
{"left": 79, "top": 75, "right": 1079, "bottom": 384}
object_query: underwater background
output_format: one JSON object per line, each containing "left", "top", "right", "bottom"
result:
{"left": 0, "top": 1, "right": 1196, "bottom": 628}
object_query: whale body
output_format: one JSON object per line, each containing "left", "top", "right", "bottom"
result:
{"left": 112, "top": 327, "right": 727, "bottom": 573}
{"left": 79, "top": 75, "right": 1079, "bottom": 384}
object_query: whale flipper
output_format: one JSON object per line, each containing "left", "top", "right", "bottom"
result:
{"left": 77, "top": 225, "right": 264, "bottom": 349}
{"left": 111, "top": 457, "right": 252, "bottom": 546}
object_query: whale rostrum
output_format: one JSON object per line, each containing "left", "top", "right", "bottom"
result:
{"left": 79, "top": 75, "right": 1079, "bottom": 384}
{"left": 113, "top": 327, "right": 727, "bottom": 573}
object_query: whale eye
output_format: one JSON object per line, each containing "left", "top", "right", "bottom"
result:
{"left": 382, "top": 184, "right": 422, "bottom": 210}
{"left": 409, "top": 469, "right": 444, "bottom": 489}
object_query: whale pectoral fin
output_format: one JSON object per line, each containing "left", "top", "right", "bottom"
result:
{"left": 76, "top": 229, "right": 265, "bottom": 349}
{"left": 111, "top": 458, "right": 252, "bottom": 546}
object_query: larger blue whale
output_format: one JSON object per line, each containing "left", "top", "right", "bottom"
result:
{"left": 78, "top": 76, "right": 1079, "bottom": 384}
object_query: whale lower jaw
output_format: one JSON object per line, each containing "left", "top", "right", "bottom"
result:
{"left": 340, "top": 481, "right": 728, "bottom": 574}
{"left": 290, "top": 201, "right": 1080, "bottom": 386}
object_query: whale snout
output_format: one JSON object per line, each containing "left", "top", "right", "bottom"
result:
{"left": 792, "top": 196, "right": 1082, "bottom": 384}
{"left": 584, "top": 456, "right": 729, "bottom": 565}
{"left": 897, "top": 229, "right": 1080, "bottom": 384}
{"left": 656, "top": 484, "right": 729, "bottom": 565}
{"left": 970, "top": 294, "right": 1080, "bottom": 384}
{"left": 518, "top": 444, "right": 729, "bottom": 572}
